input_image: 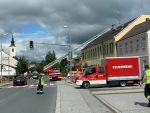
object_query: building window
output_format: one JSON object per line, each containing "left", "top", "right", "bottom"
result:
{"left": 97, "top": 47, "right": 99, "bottom": 57}
{"left": 93, "top": 49, "right": 94, "bottom": 58}
{"left": 142, "top": 37, "right": 146, "bottom": 50}
{"left": 88, "top": 50, "right": 90, "bottom": 59}
{"left": 94, "top": 48, "right": 95, "bottom": 58}
{"left": 95, "top": 48, "right": 97, "bottom": 58}
{"left": 103, "top": 45, "right": 106, "bottom": 55}
{"left": 130, "top": 41, "right": 133, "bottom": 53}
{"left": 12, "top": 48, "right": 14, "bottom": 52}
{"left": 100, "top": 46, "right": 102, "bottom": 55}
{"left": 109, "top": 43, "right": 114, "bottom": 54}
{"left": 86, "top": 51, "right": 87, "bottom": 59}
{"left": 112, "top": 43, "right": 114, "bottom": 53}
{"left": 136, "top": 39, "right": 139, "bottom": 51}
{"left": 125, "top": 43, "right": 128, "bottom": 53}
{"left": 119, "top": 45, "right": 123, "bottom": 55}
{"left": 109, "top": 43, "right": 113, "bottom": 54}
{"left": 90, "top": 49, "right": 92, "bottom": 59}
{"left": 82, "top": 52, "right": 84, "bottom": 60}
{"left": 106, "top": 44, "right": 109, "bottom": 55}
{"left": 109, "top": 43, "right": 111, "bottom": 54}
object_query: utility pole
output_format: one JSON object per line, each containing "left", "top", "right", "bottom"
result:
{"left": 64, "top": 26, "right": 72, "bottom": 74}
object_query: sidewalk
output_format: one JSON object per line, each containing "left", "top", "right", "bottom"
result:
{"left": 94, "top": 91, "right": 150, "bottom": 113}
{"left": 55, "top": 79, "right": 113, "bottom": 113}
{"left": 0, "top": 81, "right": 12, "bottom": 87}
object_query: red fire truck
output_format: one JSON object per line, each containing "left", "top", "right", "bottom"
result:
{"left": 76, "top": 56, "right": 144, "bottom": 88}
{"left": 43, "top": 67, "right": 62, "bottom": 81}
{"left": 48, "top": 70, "right": 62, "bottom": 81}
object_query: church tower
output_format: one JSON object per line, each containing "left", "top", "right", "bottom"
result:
{"left": 9, "top": 34, "right": 16, "bottom": 57}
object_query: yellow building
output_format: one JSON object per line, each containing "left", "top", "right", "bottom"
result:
{"left": 82, "top": 14, "right": 150, "bottom": 66}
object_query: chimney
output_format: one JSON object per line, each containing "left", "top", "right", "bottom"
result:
{"left": 111, "top": 24, "right": 117, "bottom": 33}
{"left": 111, "top": 24, "right": 116, "bottom": 30}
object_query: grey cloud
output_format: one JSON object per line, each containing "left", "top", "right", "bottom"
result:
{"left": 0, "top": 0, "right": 149, "bottom": 60}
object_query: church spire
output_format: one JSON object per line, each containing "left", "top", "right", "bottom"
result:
{"left": 9, "top": 34, "right": 16, "bottom": 57}
{"left": 10, "top": 34, "right": 15, "bottom": 47}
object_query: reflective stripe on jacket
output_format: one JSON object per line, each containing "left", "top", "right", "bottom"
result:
{"left": 146, "top": 70, "right": 150, "bottom": 84}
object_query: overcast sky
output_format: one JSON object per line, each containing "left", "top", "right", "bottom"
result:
{"left": 0, "top": 0, "right": 150, "bottom": 61}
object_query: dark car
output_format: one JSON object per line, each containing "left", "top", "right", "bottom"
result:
{"left": 13, "top": 76, "right": 27, "bottom": 86}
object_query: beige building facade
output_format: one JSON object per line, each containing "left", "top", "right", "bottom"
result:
{"left": 82, "top": 14, "right": 150, "bottom": 66}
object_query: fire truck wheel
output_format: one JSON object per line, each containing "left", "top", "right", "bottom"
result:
{"left": 83, "top": 81, "right": 90, "bottom": 89}
{"left": 80, "top": 85, "right": 84, "bottom": 88}
{"left": 120, "top": 81, "right": 126, "bottom": 87}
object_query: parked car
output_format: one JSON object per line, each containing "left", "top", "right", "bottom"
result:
{"left": 13, "top": 76, "right": 27, "bottom": 86}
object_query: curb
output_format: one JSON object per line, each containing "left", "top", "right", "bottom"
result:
{"left": 93, "top": 94, "right": 121, "bottom": 113}
{"left": 55, "top": 81, "right": 61, "bottom": 113}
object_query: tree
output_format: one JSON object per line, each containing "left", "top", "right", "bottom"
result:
{"left": 84, "top": 62, "right": 88, "bottom": 68}
{"left": 45, "top": 51, "right": 56, "bottom": 64}
{"left": 60, "top": 58, "right": 68, "bottom": 67}
{"left": 59, "top": 58, "right": 68, "bottom": 75}
{"left": 16, "top": 57, "right": 29, "bottom": 74}
{"left": 37, "top": 60, "right": 46, "bottom": 73}
{"left": 36, "top": 51, "right": 57, "bottom": 73}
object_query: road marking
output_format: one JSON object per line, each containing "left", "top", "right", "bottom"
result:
{"left": 0, "top": 83, "right": 56, "bottom": 89}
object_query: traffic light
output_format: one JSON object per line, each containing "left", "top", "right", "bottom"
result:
{"left": 29, "top": 41, "right": 34, "bottom": 49}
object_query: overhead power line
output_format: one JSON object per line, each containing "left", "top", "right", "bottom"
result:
{"left": 43, "top": 27, "right": 111, "bottom": 69}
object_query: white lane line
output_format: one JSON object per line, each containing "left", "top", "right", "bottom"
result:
{"left": 55, "top": 81, "right": 60, "bottom": 113}
{"left": 0, "top": 83, "right": 56, "bottom": 89}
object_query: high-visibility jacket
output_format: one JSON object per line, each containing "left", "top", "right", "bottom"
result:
{"left": 145, "top": 70, "right": 150, "bottom": 84}
{"left": 39, "top": 77, "right": 44, "bottom": 85}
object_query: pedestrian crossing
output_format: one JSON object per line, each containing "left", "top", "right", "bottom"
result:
{"left": 0, "top": 83, "right": 56, "bottom": 89}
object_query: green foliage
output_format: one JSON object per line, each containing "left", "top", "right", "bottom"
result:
{"left": 59, "top": 58, "right": 68, "bottom": 75}
{"left": 84, "top": 62, "right": 88, "bottom": 68}
{"left": 45, "top": 51, "right": 56, "bottom": 64}
{"left": 37, "top": 51, "right": 57, "bottom": 73}
{"left": 37, "top": 60, "right": 46, "bottom": 73}
{"left": 37, "top": 50, "right": 68, "bottom": 75}
{"left": 60, "top": 58, "right": 68, "bottom": 68}
{"left": 16, "top": 57, "right": 29, "bottom": 74}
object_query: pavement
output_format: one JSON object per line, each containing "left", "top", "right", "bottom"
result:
{"left": 55, "top": 79, "right": 150, "bottom": 113}
{"left": 0, "top": 81, "right": 12, "bottom": 87}
{"left": 93, "top": 88, "right": 150, "bottom": 113}
{"left": 55, "top": 79, "right": 113, "bottom": 113}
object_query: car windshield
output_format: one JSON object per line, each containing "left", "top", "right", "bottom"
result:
{"left": 15, "top": 76, "right": 24, "bottom": 79}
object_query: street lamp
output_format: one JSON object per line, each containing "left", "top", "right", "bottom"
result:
{"left": 64, "top": 26, "right": 72, "bottom": 74}
{"left": 0, "top": 33, "right": 9, "bottom": 83}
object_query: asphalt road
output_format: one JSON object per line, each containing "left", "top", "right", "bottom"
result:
{"left": 0, "top": 79, "right": 57, "bottom": 113}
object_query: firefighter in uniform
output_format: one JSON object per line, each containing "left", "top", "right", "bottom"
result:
{"left": 141, "top": 65, "right": 150, "bottom": 106}
{"left": 37, "top": 73, "right": 45, "bottom": 94}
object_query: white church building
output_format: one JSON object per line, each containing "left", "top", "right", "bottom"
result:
{"left": 0, "top": 35, "right": 18, "bottom": 76}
